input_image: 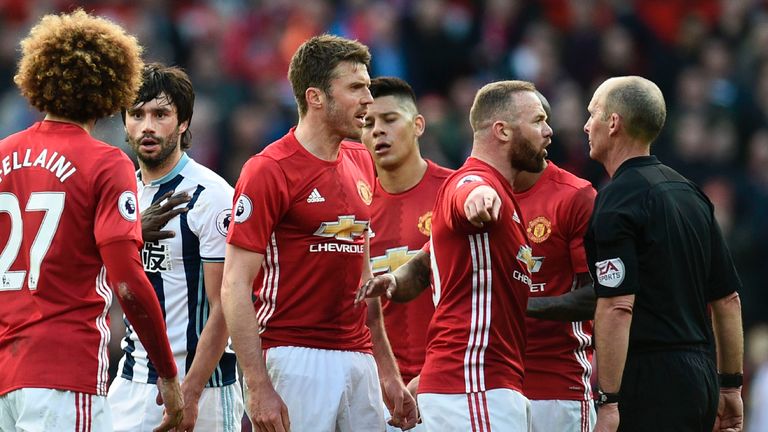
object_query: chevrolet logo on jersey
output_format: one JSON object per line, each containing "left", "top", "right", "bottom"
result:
{"left": 313, "top": 215, "right": 369, "bottom": 241}
{"left": 371, "top": 246, "right": 417, "bottom": 273}
{"left": 516, "top": 245, "right": 543, "bottom": 273}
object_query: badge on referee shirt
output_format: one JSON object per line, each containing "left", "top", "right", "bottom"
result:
{"left": 595, "top": 258, "right": 625, "bottom": 287}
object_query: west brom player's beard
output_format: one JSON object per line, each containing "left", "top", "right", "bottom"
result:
{"left": 510, "top": 132, "right": 546, "bottom": 173}
{"left": 128, "top": 128, "right": 182, "bottom": 169}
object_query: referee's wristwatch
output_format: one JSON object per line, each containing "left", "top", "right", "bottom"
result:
{"left": 596, "top": 389, "right": 620, "bottom": 406}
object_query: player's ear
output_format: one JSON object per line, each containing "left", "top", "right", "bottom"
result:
{"left": 306, "top": 87, "right": 324, "bottom": 111}
{"left": 178, "top": 120, "right": 189, "bottom": 134}
{"left": 492, "top": 120, "right": 511, "bottom": 142}
{"left": 414, "top": 114, "right": 426, "bottom": 137}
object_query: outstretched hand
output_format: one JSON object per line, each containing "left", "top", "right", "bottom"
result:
{"left": 355, "top": 274, "right": 396, "bottom": 305}
{"left": 464, "top": 185, "right": 501, "bottom": 228}
{"left": 142, "top": 191, "right": 191, "bottom": 243}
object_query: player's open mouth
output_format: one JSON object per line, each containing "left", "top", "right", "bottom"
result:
{"left": 374, "top": 142, "right": 391, "bottom": 155}
{"left": 140, "top": 137, "right": 159, "bottom": 149}
{"left": 355, "top": 114, "right": 366, "bottom": 126}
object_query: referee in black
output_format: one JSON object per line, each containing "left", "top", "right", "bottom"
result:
{"left": 582, "top": 76, "right": 744, "bottom": 432}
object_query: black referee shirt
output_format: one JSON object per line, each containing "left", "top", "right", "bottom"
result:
{"left": 584, "top": 156, "right": 741, "bottom": 353}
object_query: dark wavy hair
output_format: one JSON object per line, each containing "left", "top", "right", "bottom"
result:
{"left": 122, "top": 63, "right": 195, "bottom": 150}
{"left": 14, "top": 9, "right": 143, "bottom": 124}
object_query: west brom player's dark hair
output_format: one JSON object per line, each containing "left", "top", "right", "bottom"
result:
{"left": 369, "top": 77, "right": 418, "bottom": 106}
{"left": 121, "top": 63, "right": 195, "bottom": 150}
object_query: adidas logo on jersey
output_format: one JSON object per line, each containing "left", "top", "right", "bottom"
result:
{"left": 307, "top": 188, "right": 325, "bottom": 203}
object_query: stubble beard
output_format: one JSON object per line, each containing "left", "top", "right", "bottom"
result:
{"left": 511, "top": 134, "right": 545, "bottom": 173}
{"left": 128, "top": 129, "right": 181, "bottom": 169}
{"left": 326, "top": 96, "right": 362, "bottom": 140}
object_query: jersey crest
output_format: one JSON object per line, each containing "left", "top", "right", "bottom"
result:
{"left": 526, "top": 216, "right": 552, "bottom": 243}
{"left": 357, "top": 180, "right": 373, "bottom": 205}
{"left": 417, "top": 211, "right": 433, "bottom": 236}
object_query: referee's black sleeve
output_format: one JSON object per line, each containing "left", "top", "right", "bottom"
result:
{"left": 707, "top": 216, "right": 742, "bottom": 301}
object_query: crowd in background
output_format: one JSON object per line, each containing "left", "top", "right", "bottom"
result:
{"left": 1, "top": 0, "right": 767, "bottom": 429}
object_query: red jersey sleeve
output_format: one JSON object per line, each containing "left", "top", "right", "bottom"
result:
{"left": 100, "top": 240, "right": 176, "bottom": 378}
{"left": 93, "top": 151, "right": 142, "bottom": 248}
{"left": 446, "top": 173, "right": 492, "bottom": 233}
{"left": 564, "top": 185, "right": 597, "bottom": 275}
{"left": 227, "top": 155, "right": 290, "bottom": 253}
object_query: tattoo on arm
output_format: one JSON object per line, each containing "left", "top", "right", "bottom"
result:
{"left": 414, "top": 254, "right": 431, "bottom": 291}
{"left": 391, "top": 251, "right": 431, "bottom": 302}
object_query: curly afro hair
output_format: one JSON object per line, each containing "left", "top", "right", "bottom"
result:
{"left": 14, "top": 9, "right": 144, "bottom": 123}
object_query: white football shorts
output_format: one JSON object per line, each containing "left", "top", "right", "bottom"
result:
{"left": 107, "top": 377, "right": 243, "bottom": 432}
{"left": 530, "top": 399, "right": 595, "bottom": 432}
{"left": 0, "top": 387, "right": 112, "bottom": 432}
{"left": 418, "top": 388, "right": 531, "bottom": 432}
{"left": 254, "top": 346, "right": 385, "bottom": 432}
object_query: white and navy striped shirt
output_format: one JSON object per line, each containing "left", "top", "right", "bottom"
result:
{"left": 117, "top": 153, "right": 237, "bottom": 387}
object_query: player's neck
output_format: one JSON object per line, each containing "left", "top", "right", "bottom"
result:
{"left": 44, "top": 114, "right": 95, "bottom": 133}
{"left": 513, "top": 161, "right": 547, "bottom": 193}
{"left": 470, "top": 146, "right": 519, "bottom": 186}
{"left": 294, "top": 117, "right": 344, "bottom": 161}
{"left": 139, "top": 149, "right": 184, "bottom": 184}
{"left": 378, "top": 157, "right": 428, "bottom": 194}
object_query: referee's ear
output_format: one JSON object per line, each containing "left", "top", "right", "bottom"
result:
{"left": 608, "top": 112, "right": 622, "bottom": 137}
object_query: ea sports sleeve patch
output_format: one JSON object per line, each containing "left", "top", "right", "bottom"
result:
{"left": 595, "top": 257, "right": 625, "bottom": 288}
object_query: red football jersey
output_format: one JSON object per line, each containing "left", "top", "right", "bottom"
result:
{"left": 515, "top": 162, "right": 596, "bottom": 401}
{"left": 227, "top": 129, "right": 376, "bottom": 352}
{"left": 370, "top": 160, "right": 453, "bottom": 383}
{"left": 0, "top": 121, "right": 142, "bottom": 396}
{"left": 419, "top": 157, "right": 531, "bottom": 394}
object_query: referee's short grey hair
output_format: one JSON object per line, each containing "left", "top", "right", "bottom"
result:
{"left": 602, "top": 76, "right": 666, "bottom": 144}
